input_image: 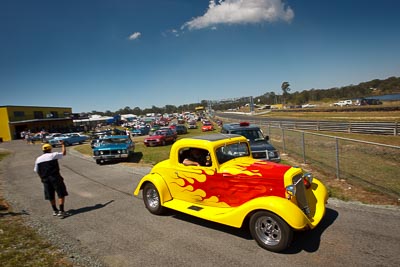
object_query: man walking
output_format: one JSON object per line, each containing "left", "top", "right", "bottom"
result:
{"left": 34, "top": 140, "right": 69, "bottom": 218}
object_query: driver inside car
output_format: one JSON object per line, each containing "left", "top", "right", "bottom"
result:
{"left": 183, "top": 148, "right": 211, "bottom": 166}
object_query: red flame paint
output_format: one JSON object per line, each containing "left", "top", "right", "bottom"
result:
{"left": 175, "top": 162, "right": 290, "bottom": 207}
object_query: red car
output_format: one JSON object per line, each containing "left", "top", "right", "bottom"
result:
{"left": 202, "top": 122, "right": 214, "bottom": 132}
{"left": 144, "top": 129, "right": 177, "bottom": 147}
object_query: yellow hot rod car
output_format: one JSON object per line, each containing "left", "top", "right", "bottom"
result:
{"left": 134, "top": 134, "right": 328, "bottom": 252}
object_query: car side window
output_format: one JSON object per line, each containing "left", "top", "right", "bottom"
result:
{"left": 179, "top": 147, "right": 211, "bottom": 167}
{"left": 179, "top": 148, "right": 190, "bottom": 164}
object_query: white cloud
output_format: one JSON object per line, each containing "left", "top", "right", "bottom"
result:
{"left": 181, "top": 0, "right": 294, "bottom": 30}
{"left": 128, "top": 32, "right": 141, "bottom": 40}
{"left": 162, "top": 29, "right": 181, "bottom": 38}
{"left": 171, "top": 29, "right": 180, "bottom": 37}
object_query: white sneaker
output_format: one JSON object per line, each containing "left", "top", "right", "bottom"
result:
{"left": 57, "top": 211, "right": 69, "bottom": 218}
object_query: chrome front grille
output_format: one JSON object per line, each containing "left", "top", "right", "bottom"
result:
{"left": 292, "top": 174, "right": 311, "bottom": 216}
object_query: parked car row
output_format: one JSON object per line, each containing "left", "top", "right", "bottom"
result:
{"left": 88, "top": 118, "right": 282, "bottom": 168}
{"left": 333, "top": 98, "right": 383, "bottom": 107}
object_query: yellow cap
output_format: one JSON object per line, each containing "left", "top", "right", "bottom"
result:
{"left": 42, "top": 144, "right": 52, "bottom": 151}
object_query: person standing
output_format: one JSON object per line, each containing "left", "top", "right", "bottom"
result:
{"left": 34, "top": 140, "right": 69, "bottom": 218}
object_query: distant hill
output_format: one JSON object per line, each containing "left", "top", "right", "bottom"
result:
{"left": 211, "top": 76, "right": 400, "bottom": 111}
{"left": 284, "top": 76, "right": 400, "bottom": 104}
{"left": 92, "top": 76, "right": 400, "bottom": 115}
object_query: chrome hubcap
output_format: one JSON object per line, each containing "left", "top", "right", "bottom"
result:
{"left": 255, "top": 216, "right": 281, "bottom": 246}
{"left": 146, "top": 188, "right": 159, "bottom": 209}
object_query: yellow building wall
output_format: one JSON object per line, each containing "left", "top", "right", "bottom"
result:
{"left": 0, "top": 107, "right": 11, "bottom": 141}
{"left": 6, "top": 106, "right": 72, "bottom": 121}
{"left": 0, "top": 106, "right": 73, "bottom": 141}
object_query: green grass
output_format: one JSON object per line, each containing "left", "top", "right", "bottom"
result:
{"left": 0, "top": 214, "right": 73, "bottom": 267}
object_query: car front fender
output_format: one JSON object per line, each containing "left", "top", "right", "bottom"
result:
{"left": 216, "top": 196, "right": 312, "bottom": 229}
{"left": 133, "top": 173, "right": 172, "bottom": 204}
{"left": 247, "top": 196, "right": 313, "bottom": 230}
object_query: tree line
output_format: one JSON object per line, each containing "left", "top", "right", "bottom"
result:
{"left": 87, "top": 76, "right": 399, "bottom": 116}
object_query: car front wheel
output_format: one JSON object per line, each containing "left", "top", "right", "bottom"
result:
{"left": 249, "top": 211, "right": 292, "bottom": 252}
{"left": 143, "top": 183, "right": 166, "bottom": 215}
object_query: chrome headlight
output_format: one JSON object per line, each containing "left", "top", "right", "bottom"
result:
{"left": 286, "top": 185, "right": 296, "bottom": 198}
{"left": 94, "top": 151, "right": 100, "bottom": 156}
{"left": 303, "top": 172, "right": 313, "bottom": 188}
{"left": 100, "top": 151, "right": 104, "bottom": 155}
{"left": 303, "top": 172, "right": 313, "bottom": 183}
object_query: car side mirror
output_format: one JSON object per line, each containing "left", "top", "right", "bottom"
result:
{"left": 265, "top": 135, "right": 269, "bottom": 141}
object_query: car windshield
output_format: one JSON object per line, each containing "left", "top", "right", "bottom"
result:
{"left": 153, "top": 130, "right": 166, "bottom": 136}
{"left": 216, "top": 142, "right": 250, "bottom": 164}
{"left": 102, "top": 138, "right": 129, "bottom": 144}
{"left": 231, "top": 130, "right": 264, "bottom": 141}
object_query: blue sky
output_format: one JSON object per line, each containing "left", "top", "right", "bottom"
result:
{"left": 1, "top": 0, "right": 399, "bottom": 113}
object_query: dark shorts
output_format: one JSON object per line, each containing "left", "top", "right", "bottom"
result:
{"left": 42, "top": 175, "right": 68, "bottom": 200}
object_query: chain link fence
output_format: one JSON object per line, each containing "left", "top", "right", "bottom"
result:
{"left": 218, "top": 117, "right": 400, "bottom": 200}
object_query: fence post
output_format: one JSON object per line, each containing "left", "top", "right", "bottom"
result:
{"left": 268, "top": 123, "right": 271, "bottom": 137}
{"left": 301, "top": 131, "right": 306, "bottom": 164}
{"left": 395, "top": 122, "right": 398, "bottom": 136}
{"left": 282, "top": 128, "right": 286, "bottom": 154}
{"left": 335, "top": 137, "right": 340, "bottom": 179}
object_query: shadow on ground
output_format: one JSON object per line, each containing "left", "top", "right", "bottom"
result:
{"left": 165, "top": 207, "right": 338, "bottom": 253}
{"left": 67, "top": 200, "right": 114, "bottom": 217}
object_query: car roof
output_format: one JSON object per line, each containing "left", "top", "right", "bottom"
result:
{"left": 103, "top": 135, "right": 129, "bottom": 139}
{"left": 222, "top": 123, "right": 260, "bottom": 131}
{"left": 171, "top": 134, "right": 247, "bottom": 153}
{"left": 190, "top": 133, "right": 242, "bottom": 142}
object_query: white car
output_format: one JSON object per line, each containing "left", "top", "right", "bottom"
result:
{"left": 333, "top": 100, "right": 352, "bottom": 106}
{"left": 301, "top": 103, "right": 317, "bottom": 108}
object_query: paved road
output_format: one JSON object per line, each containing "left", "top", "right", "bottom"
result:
{"left": 1, "top": 141, "right": 399, "bottom": 267}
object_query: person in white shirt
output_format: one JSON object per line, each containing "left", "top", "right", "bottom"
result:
{"left": 34, "top": 141, "right": 69, "bottom": 218}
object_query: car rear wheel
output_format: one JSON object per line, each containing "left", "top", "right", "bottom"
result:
{"left": 249, "top": 211, "right": 292, "bottom": 252}
{"left": 143, "top": 183, "right": 166, "bottom": 215}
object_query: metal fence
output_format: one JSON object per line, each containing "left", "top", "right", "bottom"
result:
{"left": 220, "top": 117, "right": 400, "bottom": 200}
{"left": 253, "top": 119, "right": 399, "bottom": 136}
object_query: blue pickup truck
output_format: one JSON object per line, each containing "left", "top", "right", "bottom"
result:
{"left": 48, "top": 133, "right": 89, "bottom": 147}
{"left": 92, "top": 135, "right": 135, "bottom": 164}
